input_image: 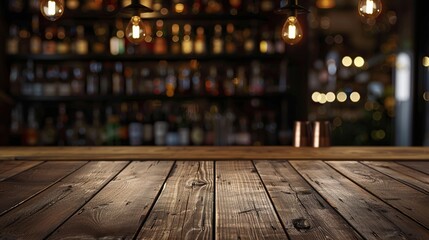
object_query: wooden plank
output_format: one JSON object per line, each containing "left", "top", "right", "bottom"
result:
{"left": 216, "top": 161, "right": 288, "bottom": 239}
{"left": 49, "top": 161, "right": 174, "bottom": 239}
{"left": 328, "top": 161, "right": 429, "bottom": 229}
{"left": 254, "top": 160, "right": 362, "bottom": 240}
{"left": 290, "top": 161, "right": 429, "bottom": 240}
{"left": 0, "top": 147, "right": 428, "bottom": 161}
{"left": 0, "top": 161, "right": 86, "bottom": 215}
{"left": 137, "top": 161, "right": 213, "bottom": 239}
{"left": 0, "top": 161, "right": 43, "bottom": 181}
{"left": 0, "top": 161, "right": 128, "bottom": 239}
{"left": 397, "top": 161, "right": 429, "bottom": 175}
{"left": 362, "top": 161, "right": 429, "bottom": 194}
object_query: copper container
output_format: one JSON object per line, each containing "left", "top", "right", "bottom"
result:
{"left": 293, "top": 121, "right": 312, "bottom": 147}
{"left": 312, "top": 121, "right": 331, "bottom": 147}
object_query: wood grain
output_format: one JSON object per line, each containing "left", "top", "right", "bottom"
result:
{"left": 216, "top": 161, "right": 288, "bottom": 239}
{"left": 0, "top": 161, "right": 43, "bottom": 181}
{"left": 0, "top": 161, "right": 86, "bottom": 215}
{"left": 362, "top": 161, "right": 429, "bottom": 194}
{"left": 49, "top": 161, "right": 174, "bottom": 239}
{"left": 0, "top": 146, "right": 428, "bottom": 160}
{"left": 0, "top": 161, "right": 128, "bottom": 239}
{"left": 137, "top": 161, "right": 213, "bottom": 240}
{"left": 327, "top": 161, "right": 429, "bottom": 229}
{"left": 254, "top": 160, "right": 362, "bottom": 240}
{"left": 397, "top": 161, "right": 429, "bottom": 175}
{"left": 290, "top": 161, "right": 429, "bottom": 240}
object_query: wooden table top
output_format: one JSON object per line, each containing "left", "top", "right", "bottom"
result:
{"left": 0, "top": 147, "right": 428, "bottom": 239}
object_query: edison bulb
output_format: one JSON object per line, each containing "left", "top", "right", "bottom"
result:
{"left": 281, "top": 16, "right": 303, "bottom": 45}
{"left": 358, "top": 0, "right": 382, "bottom": 19}
{"left": 125, "top": 16, "right": 146, "bottom": 45}
{"left": 40, "top": 0, "right": 64, "bottom": 21}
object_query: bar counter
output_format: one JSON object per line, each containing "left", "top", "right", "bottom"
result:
{"left": 0, "top": 147, "right": 428, "bottom": 239}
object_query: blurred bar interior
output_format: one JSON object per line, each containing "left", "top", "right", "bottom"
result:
{"left": 0, "top": 0, "right": 428, "bottom": 146}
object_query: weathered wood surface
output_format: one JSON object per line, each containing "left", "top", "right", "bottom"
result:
{"left": 216, "top": 161, "right": 287, "bottom": 239}
{"left": 0, "top": 161, "right": 128, "bottom": 239}
{"left": 254, "top": 160, "right": 362, "bottom": 240}
{"left": 0, "top": 160, "right": 43, "bottom": 181}
{"left": 398, "top": 161, "right": 429, "bottom": 175}
{"left": 328, "top": 161, "right": 429, "bottom": 229}
{"left": 0, "top": 146, "right": 428, "bottom": 160}
{"left": 138, "top": 161, "right": 213, "bottom": 239}
{"left": 0, "top": 161, "right": 86, "bottom": 215}
{"left": 50, "top": 161, "right": 174, "bottom": 240}
{"left": 290, "top": 160, "right": 429, "bottom": 240}
{"left": 0, "top": 159, "right": 428, "bottom": 239}
{"left": 362, "top": 161, "right": 429, "bottom": 194}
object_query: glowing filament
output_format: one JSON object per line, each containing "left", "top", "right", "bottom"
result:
{"left": 365, "top": 0, "right": 374, "bottom": 14}
{"left": 48, "top": 0, "right": 56, "bottom": 16}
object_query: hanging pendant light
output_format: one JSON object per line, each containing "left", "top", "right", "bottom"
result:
{"left": 277, "top": 0, "right": 309, "bottom": 45}
{"left": 119, "top": 0, "right": 154, "bottom": 45}
{"left": 40, "top": 0, "right": 64, "bottom": 21}
{"left": 358, "top": 0, "right": 382, "bottom": 19}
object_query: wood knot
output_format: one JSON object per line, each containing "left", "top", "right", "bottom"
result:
{"left": 292, "top": 218, "right": 311, "bottom": 232}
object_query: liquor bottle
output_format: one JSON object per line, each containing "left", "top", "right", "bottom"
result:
{"left": 182, "top": 24, "right": 193, "bottom": 54}
{"left": 153, "top": 61, "right": 167, "bottom": 95}
{"left": 171, "top": 24, "right": 181, "bottom": 54}
{"left": 153, "top": 108, "right": 168, "bottom": 146}
{"left": 93, "top": 24, "right": 109, "bottom": 54}
{"left": 71, "top": 65, "right": 85, "bottom": 95}
{"left": 191, "top": 68, "right": 202, "bottom": 95}
{"left": 23, "top": 61, "right": 36, "bottom": 96}
{"left": 194, "top": 27, "right": 206, "bottom": 54}
{"left": 203, "top": 105, "right": 215, "bottom": 145}
{"left": 10, "top": 104, "right": 23, "bottom": 145}
{"left": 190, "top": 110, "right": 204, "bottom": 145}
{"left": 154, "top": 20, "right": 168, "bottom": 55}
{"left": 259, "top": 28, "right": 274, "bottom": 54}
{"left": 178, "top": 67, "right": 191, "bottom": 94}
{"left": 225, "top": 23, "right": 236, "bottom": 54}
{"left": 57, "top": 27, "right": 71, "bottom": 54}
{"left": 243, "top": 28, "right": 255, "bottom": 53}
{"left": 112, "top": 62, "right": 125, "bottom": 95}
{"left": 75, "top": 25, "right": 89, "bottom": 55}
{"left": 165, "top": 67, "right": 177, "bottom": 97}
{"left": 100, "top": 63, "right": 112, "bottom": 95}
{"left": 223, "top": 68, "right": 235, "bottom": 96}
{"left": 124, "top": 66, "right": 136, "bottom": 95}
{"left": 87, "top": 61, "right": 100, "bottom": 95}
{"left": 118, "top": 103, "right": 129, "bottom": 145}
{"left": 105, "top": 107, "right": 120, "bottom": 145}
{"left": 58, "top": 66, "right": 71, "bottom": 96}
{"left": 251, "top": 112, "right": 265, "bottom": 145}
{"left": 139, "top": 67, "right": 152, "bottom": 94}
{"left": 72, "top": 111, "right": 88, "bottom": 146}
{"left": 265, "top": 111, "right": 278, "bottom": 145}
{"left": 24, "top": 107, "right": 39, "bottom": 146}
{"left": 212, "top": 24, "right": 223, "bottom": 54}
{"left": 9, "top": 64, "right": 21, "bottom": 96}
{"left": 235, "top": 66, "right": 248, "bottom": 94}
{"left": 44, "top": 65, "right": 59, "bottom": 96}
{"left": 30, "top": 16, "right": 42, "bottom": 54}
{"left": 110, "top": 19, "right": 125, "bottom": 55}
{"left": 205, "top": 66, "right": 219, "bottom": 96}
{"left": 57, "top": 104, "right": 69, "bottom": 146}
{"left": 42, "top": 27, "right": 56, "bottom": 55}
{"left": 249, "top": 61, "right": 264, "bottom": 95}
{"left": 206, "top": 0, "right": 223, "bottom": 13}
{"left": 142, "top": 108, "right": 154, "bottom": 145}
{"left": 166, "top": 114, "right": 180, "bottom": 146}
{"left": 87, "top": 108, "right": 104, "bottom": 146}
{"left": 225, "top": 106, "right": 236, "bottom": 145}
{"left": 40, "top": 117, "right": 57, "bottom": 146}
{"left": 235, "top": 116, "right": 251, "bottom": 145}
{"left": 128, "top": 103, "right": 143, "bottom": 146}
{"left": 177, "top": 112, "right": 190, "bottom": 146}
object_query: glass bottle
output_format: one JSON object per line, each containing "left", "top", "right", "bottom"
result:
{"left": 224, "top": 68, "right": 235, "bottom": 96}
{"left": 57, "top": 26, "right": 70, "bottom": 54}
{"left": 110, "top": 19, "right": 125, "bottom": 55}
{"left": 128, "top": 103, "right": 143, "bottom": 146}
{"left": 124, "top": 66, "right": 136, "bottom": 95}
{"left": 229, "top": 0, "right": 242, "bottom": 15}
{"left": 178, "top": 67, "right": 191, "bottom": 94}
{"left": 71, "top": 65, "right": 85, "bottom": 96}
{"left": 118, "top": 103, "right": 129, "bottom": 145}
{"left": 87, "top": 108, "right": 104, "bottom": 146}
{"left": 165, "top": 67, "right": 177, "bottom": 97}
{"left": 194, "top": 27, "right": 206, "bottom": 54}
{"left": 251, "top": 112, "right": 265, "bottom": 145}
{"left": 142, "top": 108, "right": 154, "bottom": 145}
{"left": 87, "top": 61, "right": 100, "bottom": 95}
{"left": 153, "top": 61, "right": 167, "bottom": 95}
{"left": 72, "top": 111, "right": 88, "bottom": 146}
{"left": 24, "top": 107, "right": 39, "bottom": 146}
{"left": 58, "top": 66, "right": 71, "bottom": 96}
{"left": 10, "top": 104, "right": 23, "bottom": 145}
{"left": 40, "top": 117, "right": 57, "bottom": 146}
{"left": 105, "top": 106, "right": 120, "bottom": 146}
{"left": 190, "top": 110, "right": 204, "bottom": 145}
{"left": 154, "top": 20, "right": 168, "bottom": 55}
{"left": 249, "top": 61, "right": 264, "bottom": 95}
{"left": 235, "top": 116, "right": 251, "bottom": 145}
{"left": 153, "top": 108, "right": 168, "bottom": 146}
{"left": 100, "top": 62, "right": 112, "bottom": 95}
{"left": 166, "top": 114, "right": 179, "bottom": 146}
{"left": 30, "top": 16, "right": 42, "bottom": 54}
{"left": 171, "top": 24, "right": 181, "bottom": 54}
{"left": 243, "top": 28, "right": 255, "bottom": 53}
{"left": 112, "top": 62, "right": 125, "bottom": 95}
{"left": 178, "top": 113, "right": 190, "bottom": 146}
{"left": 206, "top": 0, "right": 223, "bottom": 13}
{"left": 225, "top": 23, "right": 236, "bottom": 54}
{"left": 57, "top": 104, "right": 69, "bottom": 146}
{"left": 173, "top": 0, "right": 187, "bottom": 14}
{"left": 42, "top": 27, "right": 56, "bottom": 55}
{"left": 205, "top": 66, "right": 219, "bottom": 96}
{"left": 212, "top": 24, "right": 223, "bottom": 54}
{"left": 75, "top": 25, "right": 89, "bottom": 55}
{"left": 182, "top": 24, "right": 193, "bottom": 54}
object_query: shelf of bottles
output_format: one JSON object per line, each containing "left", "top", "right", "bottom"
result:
{"left": 5, "top": 0, "right": 293, "bottom": 146}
